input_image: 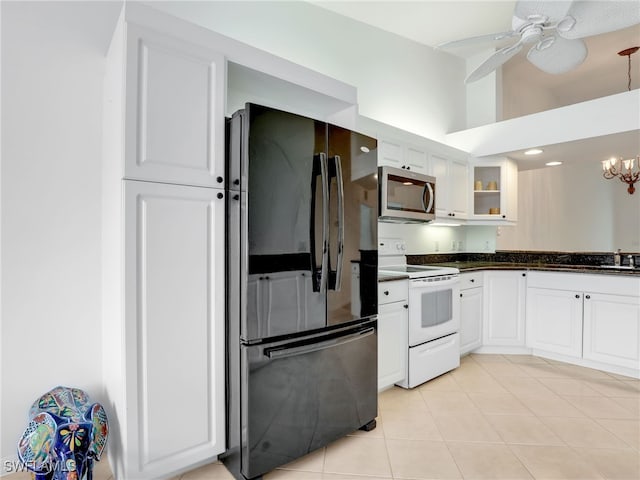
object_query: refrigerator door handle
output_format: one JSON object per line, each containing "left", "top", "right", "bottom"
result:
{"left": 319, "top": 152, "right": 330, "bottom": 294}
{"left": 333, "top": 155, "right": 345, "bottom": 291}
{"left": 264, "top": 327, "right": 375, "bottom": 360}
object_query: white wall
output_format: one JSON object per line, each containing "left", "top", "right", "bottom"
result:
{"left": 0, "top": 1, "right": 121, "bottom": 468}
{"left": 148, "top": 1, "right": 467, "bottom": 143}
{"left": 496, "top": 161, "right": 640, "bottom": 252}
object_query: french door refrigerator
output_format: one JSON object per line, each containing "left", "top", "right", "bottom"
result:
{"left": 223, "top": 103, "right": 379, "bottom": 479}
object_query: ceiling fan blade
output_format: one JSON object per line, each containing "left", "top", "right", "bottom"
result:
{"left": 558, "top": 0, "right": 640, "bottom": 39}
{"left": 513, "top": 0, "right": 573, "bottom": 23}
{"left": 465, "top": 42, "right": 524, "bottom": 83}
{"left": 436, "top": 31, "right": 519, "bottom": 50}
{"left": 527, "top": 35, "right": 588, "bottom": 74}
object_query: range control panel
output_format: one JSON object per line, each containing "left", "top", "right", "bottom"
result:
{"left": 378, "top": 238, "right": 407, "bottom": 256}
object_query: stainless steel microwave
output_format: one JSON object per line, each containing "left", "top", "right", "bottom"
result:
{"left": 378, "top": 166, "right": 436, "bottom": 223}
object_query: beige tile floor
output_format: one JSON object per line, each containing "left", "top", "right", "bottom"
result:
{"left": 9, "top": 355, "right": 639, "bottom": 479}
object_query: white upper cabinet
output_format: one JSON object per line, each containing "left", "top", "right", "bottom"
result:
{"left": 430, "top": 154, "right": 469, "bottom": 220}
{"left": 116, "top": 23, "right": 226, "bottom": 187}
{"left": 469, "top": 157, "right": 518, "bottom": 223}
{"left": 378, "top": 138, "right": 429, "bottom": 174}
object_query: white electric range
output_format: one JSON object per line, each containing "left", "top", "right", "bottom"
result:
{"left": 379, "top": 238, "right": 461, "bottom": 388}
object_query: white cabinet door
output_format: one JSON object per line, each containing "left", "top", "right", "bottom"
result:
{"left": 378, "top": 139, "right": 428, "bottom": 174}
{"left": 124, "top": 180, "right": 225, "bottom": 477}
{"left": 527, "top": 288, "right": 583, "bottom": 358}
{"left": 378, "top": 138, "right": 404, "bottom": 168}
{"left": 483, "top": 271, "right": 526, "bottom": 346}
{"left": 124, "top": 24, "right": 226, "bottom": 187}
{"left": 404, "top": 145, "right": 429, "bottom": 174}
{"left": 460, "top": 286, "right": 483, "bottom": 354}
{"left": 583, "top": 293, "right": 640, "bottom": 369}
{"left": 430, "top": 154, "right": 468, "bottom": 220}
{"left": 378, "top": 301, "right": 408, "bottom": 390}
{"left": 450, "top": 158, "right": 469, "bottom": 219}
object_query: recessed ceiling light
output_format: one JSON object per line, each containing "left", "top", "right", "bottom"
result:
{"left": 524, "top": 148, "right": 544, "bottom": 155}
{"left": 545, "top": 161, "right": 563, "bottom": 166}
{"left": 360, "top": 146, "right": 370, "bottom": 153}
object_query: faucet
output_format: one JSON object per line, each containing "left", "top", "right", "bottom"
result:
{"left": 614, "top": 249, "right": 622, "bottom": 266}
{"left": 628, "top": 255, "right": 636, "bottom": 268}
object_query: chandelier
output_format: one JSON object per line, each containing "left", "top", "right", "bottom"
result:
{"left": 602, "top": 156, "right": 640, "bottom": 194}
{"left": 600, "top": 47, "right": 639, "bottom": 195}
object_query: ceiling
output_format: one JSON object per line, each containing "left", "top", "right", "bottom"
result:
{"left": 312, "top": 1, "right": 640, "bottom": 168}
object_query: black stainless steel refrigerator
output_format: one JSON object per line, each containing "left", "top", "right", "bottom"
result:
{"left": 223, "top": 103, "right": 378, "bottom": 479}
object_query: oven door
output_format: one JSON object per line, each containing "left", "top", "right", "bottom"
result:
{"left": 408, "top": 276, "right": 460, "bottom": 347}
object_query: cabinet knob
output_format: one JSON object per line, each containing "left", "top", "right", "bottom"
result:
{"left": 384, "top": 290, "right": 389, "bottom": 296}
{"left": 460, "top": 293, "right": 463, "bottom": 297}
{"left": 234, "top": 179, "right": 240, "bottom": 185}
{"left": 452, "top": 213, "right": 456, "bottom": 217}
{"left": 585, "top": 295, "right": 591, "bottom": 299}
{"left": 575, "top": 294, "right": 580, "bottom": 299}
{"left": 403, "top": 304, "right": 408, "bottom": 309}
{"left": 502, "top": 215, "right": 506, "bottom": 219}
{"left": 401, "top": 166, "right": 406, "bottom": 169}
{"left": 406, "top": 166, "right": 411, "bottom": 170}
{"left": 470, "top": 279, "right": 475, "bottom": 283}
{"left": 233, "top": 194, "right": 239, "bottom": 200}
{"left": 216, "top": 176, "right": 224, "bottom": 183}
{"left": 522, "top": 273, "right": 526, "bottom": 277}
{"left": 217, "top": 192, "right": 224, "bottom": 199}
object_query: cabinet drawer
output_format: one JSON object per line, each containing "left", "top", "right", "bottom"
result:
{"left": 378, "top": 280, "right": 408, "bottom": 305}
{"left": 460, "top": 271, "right": 483, "bottom": 289}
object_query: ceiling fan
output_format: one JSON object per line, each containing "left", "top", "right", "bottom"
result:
{"left": 437, "top": 0, "right": 640, "bottom": 83}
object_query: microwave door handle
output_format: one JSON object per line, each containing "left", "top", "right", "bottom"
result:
{"left": 333, "top": 155, "right": 345, "bottom": 291}
{"left": 423, "top": 182, "right": 434, "bottom": 213}
{"left": 319, "top": 152, "right": 329, "bottom": 294}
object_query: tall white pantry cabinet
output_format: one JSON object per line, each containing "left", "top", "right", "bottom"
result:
{"left": 102, "top": 8, "right": 226, "bottom": 480}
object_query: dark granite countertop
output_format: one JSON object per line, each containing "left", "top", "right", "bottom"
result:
{"left": 378, "top": 251, "right": 640, "bottom": 281}
{"left": 425, "top": 261, "right": 640, "bottom": 276}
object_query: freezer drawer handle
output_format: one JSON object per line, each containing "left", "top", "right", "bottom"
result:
{"left": 264, "top": 327, "right": 375, "bottom": 360}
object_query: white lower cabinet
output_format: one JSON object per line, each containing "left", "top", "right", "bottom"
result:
{"left": 483, "top": 271, "right": 527, "bottom": 346}
{"left": 459, "top": 272, "right": 483, "bottom": 355}
{"left": 377, "top": 281, "right": 408, "bottom": 390}
{"left": 526, "top": 271, "right": 640, "bottom": 374}
{"left": 583, "top": 292, "right": 640, "bottom": 369}
{"left": 526, "top": 288, "right": 583, "bottom": 358}
{"left": 113, "top": 180, "right": 226, "bottom": 479}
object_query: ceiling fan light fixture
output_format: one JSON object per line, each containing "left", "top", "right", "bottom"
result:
{"left": 556, "top": 15, "right": 576, "bottom": 33}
